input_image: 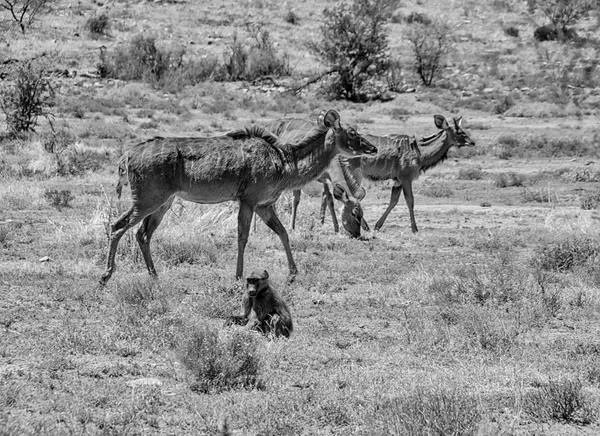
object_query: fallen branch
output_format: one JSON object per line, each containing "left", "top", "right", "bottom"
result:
{"left": 292, "top": 69, "right": 338, "bottom": 95}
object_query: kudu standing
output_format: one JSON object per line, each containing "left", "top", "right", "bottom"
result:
{"left": 296, "top": 115, "right": 475, "bottom": 234}
{"left": 264, "top": 118, "right": 368, "bottom": 238}
{"left": 99, "top": 110, "right": 377, "bottom": 285}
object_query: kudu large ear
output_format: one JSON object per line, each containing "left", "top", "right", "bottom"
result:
{"left": 434, "top": 115, "right": 449, "bottom": 130}
{"left": 454, "top": 117, "right": 463, "bottom": 129}
{"left": 319, "top": 110, "right": 341, "bottom": 131}
{"left": 332, "top": 183, "right": 350, "bottom": 202}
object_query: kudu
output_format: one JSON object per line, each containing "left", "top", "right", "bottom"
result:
{"left": 99, "top": 110, "right": 377, "bottom": 285}
{"left": 264, "top": 118, "right": 368, "bottom": 238}
{"left": 293, "top": 115, "right": 475, "bottom": 234}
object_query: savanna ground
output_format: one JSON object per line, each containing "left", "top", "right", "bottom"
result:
{"left": 2, "top": 0, "right": 600, "bottom": 434}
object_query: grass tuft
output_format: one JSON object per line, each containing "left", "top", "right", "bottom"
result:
{"left": 524, "top": 378, "right": 596, "bottom": 424}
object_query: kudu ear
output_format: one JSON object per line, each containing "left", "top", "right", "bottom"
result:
{"left": 434, "top": 115, "right": 449, "bottom": 130}
{"left": 319, "top": 110, "right": 341, "bottom": 131}
{"left": 454, "top": 117, "right": 463, "bottom": 129}
{"left": 332, "top": 183, "right": 350, "bottom": 202}
{"left": 261, "top": 270, "right": 269, "bottom": 280}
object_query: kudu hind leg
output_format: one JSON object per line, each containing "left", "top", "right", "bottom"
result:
{"left": 402, "top": 180, "right": 418, "bottom": 233}
{"left": 236, "top": 202, "right": 254, "bottom": 279}
{"left": 320, "top": 184, "right": 339, "bottom": 232}
{"left": 136, "top": 198, "right": 174, "bottom": 277}
{"left": 374, "top": 184, "right": 402, "bottom": 231}
{"left": 255, "top": 204, "right": 298, "bottom": 282}
{"left": 100, "top": 207, "right": 145, "bottom": 285}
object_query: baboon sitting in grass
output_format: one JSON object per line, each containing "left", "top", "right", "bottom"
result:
{"left": 226, "top": 270, "right": 293, "bottom": 338}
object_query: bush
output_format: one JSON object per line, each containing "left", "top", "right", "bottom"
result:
{"left": 494, "top": 94, "right": 515, "bottom": 114}
{"left": 533, "top": 235, "right": 600, "bottom": 272}
{"left": 224, "top": 28, "right": 289, "bottom": 81}
{"left": 0, "top": 60, "right": 54, "bottom": 133}
{"left": 0, "top": 0, "right": 53, "bottom": 33}
{"left": 309, "top": 0, "right": 393, "bottom": 101}
{"left": 532, "top": 0, "right": 592, "bottom": 42}
{"left": 580, "top": 190, "right": 600, "bottom": 210}
{"left": 458, "top": 167, "right": 484, "bottom": 180}
{"left": 504, "top": 26, "right": 519, "bottom": 37}
{"left": 43, "top": 189, "right": 74, "bottom": 210}
{"left": 156, "top": 239, "right": 217, "bottom": 267}
{"left": 524, "top": 378, "right": 596, "bottom": 424}
{"left": 494, "top": 172, "right": 525, "bottom": 188}
{"left": 180, "top": 327, "right": 264, "bottom": 394}
{"left": 381, "top": 386, "right": 481, "bottom": 435}
{"left": 405, "top": 11, "right": 432, "bottom": 25}
{"left": 85, "top": 12, "right": 109, "bottom": 36}
{"left": 420, "top": 184, "right": 453, "bottom": 197}
{"left": 283, "top": 9, "right": 299, "bottom": 24}
{"left": 406, "top": 19, "right": 454, "bottom": 86}
{"left": 522, "top": 187, "right": 557, "bottom": 203}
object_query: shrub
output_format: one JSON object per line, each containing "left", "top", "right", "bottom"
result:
{"left": 309, "top": 0, "right": 393, "bottom": 101}
{"left": 85, "top": 12, "right": 110, "bottom": 36}
{"left": 532, "top": 0, "right": 593, "bottom": 42}
{"left": 458, "top": 167, "right": 484, "bottom": 180}
{"left": 180, "top": 326, "right": 264, "bottom": 394}
{"left": 43, "top": 189, "right": 74, "bottom": 210}
{"left": 0, "top": 0, "right": 53, "bottom": 33}
{"left": 494, "top": 172, "right": 525, "bottom": 188}
{"left": 534, "top": 25, "right": 558, "bottom": 41}
{"left": 522, "top": 187, "right": 557, "bottom": 203}
{"left": 405, "top": 11, "right": 432, "bottom": 25}
{"left": 420, "top": 184, "right": 453, "bottom": 197}
{"left": 283, "top": 9, "right": 299, "bottom": 24}
{"left": 156, "top": 239, "right": 217, "bottom": 267}
{"left": 0, "top": 60, "right": 54, "bottom": 133}
{"left": 533, "top": 235, "right": 600, "bottom": 272}
{"left": 580, "top": 190, "right": 600, "bottom": 210}
{"left": 406, "top": 19, "right": 453, "bottom": 86}
{"left": 494, "top": 94, "right": 515, "bottom": 114}
{"left": 504, "top": 26, "right": 519, "bottom": 37}
{"left": 224, "top": 28, "right": 289, "bottom": 81}
{"left": 524, "top": 378, "right": 596, "bottom": 424}
{"left": 381, "top": 386, "right": 481, "bottom": 435}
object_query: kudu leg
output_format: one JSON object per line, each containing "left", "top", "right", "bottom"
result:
{"left": 255, "top": 204, "right": 298, "bottom": 283}
{"left": 136, "top": 198, "right": 174, "bottom": 277}
{"left": 402, "top": 180, "right": 418, "bottom": 233}
{"left": 374, "top": 184, "right": 402, "bottom": 231}
{"left": 290, "top": 190, "right": 301, "bottom": 230}
{"left": 236, "top": 202, "right": 254, "bottom": 279}
{"left": 320, "top": 184, "right": 339, "bottom": 232}
{"left": 100, "top": 207, "right": 146, "bottom": 286}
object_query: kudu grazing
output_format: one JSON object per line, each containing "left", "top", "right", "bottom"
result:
{"left": 293, "top": 115, "right": 475, "bottom": 234}
{"left": 99, "top": 110, "right": 377, "bottom": 285}
{"left": 264, "top": 118, "right": 368, "bottom": 238}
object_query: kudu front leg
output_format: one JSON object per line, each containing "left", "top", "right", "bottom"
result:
{"left": 236, "top": 202, "right": 254, "bottom": 279}
{"left": 136, "top": 198, "right": 174, "bottom": 277}
{"left": 402, "top": 181, "right": 418, "bottom": 233}
{"left": 255, "top": 204, "right": 298, "bottom": 283}
{"left": 290, "top": 190, "right": 301, "bottom": 230}
{"left": 320, "top": 183, "right": 339, "bottom": 233}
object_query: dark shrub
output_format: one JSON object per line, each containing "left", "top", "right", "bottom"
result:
{"left": 534, "top": 25, "right": 557, "bottom": 41}
{"left": 85, "top": 13, "right": 110, "bottom": 36}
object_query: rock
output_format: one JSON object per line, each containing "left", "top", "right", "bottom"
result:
{"left": 126, "top": 378, "right": 162, "bottom": 388}
{"left": 39, "top": 256, "right": 51, "bottom": 262}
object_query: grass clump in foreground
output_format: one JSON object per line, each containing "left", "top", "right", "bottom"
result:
{"left": 380, "top": 386, "right": 481, "bottom": 435}
{"left": 180, "top": 326, "right": 264, "bottom": 394}
{"left": 524, "top": 378, "right": 597, "bottom": 424}
{"left": 533, "top": 235, "right": 600, "bottom": 272}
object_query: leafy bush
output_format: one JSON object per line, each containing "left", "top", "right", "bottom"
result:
{"left": 283, "top": 9, "right": 299, "bottom": 24}
{"left": 494, "top": 172, "right": 525, "bottom": 188}
{"left": 180, "top": 327, "right": 264, "bottom": 394}
{"left": 405, "top": 11, "right": 432, "bottom": 25}
{"left": 85, "top": 12, "right": 109, "bottom": 36}
{"left": 0, "top": 60, "right": 54, "bottom": 133}
{"left": 43, "top": 189, "right": 74, "bottom": 210}
{"left": 405, "top": 19, "right": 453, "bottom": 86}
{"left": 524, "top": 378, "right": 596, "bottom": 424}
{"left": 224, "top": 28, "right": 289, "bottom": 81}
{"left": 580, "top": 190, "right": 600, "bottom": 210}
{"left": 533, "top": 235, "right": 600, "bottom": 272}
{"left": 381, "top": 386, "right": 481, "bottom": 435}
{"left": 458, "top": 168, "right": 484, "bottom": 180}
{"left": 532, "top": 0, "right": 593, "bottom": 42}
{"left": 504, "top": 26, "right": 519, "bottom": 37}
{"left": 309, "top": 0, "right": 393, "bottom": 101}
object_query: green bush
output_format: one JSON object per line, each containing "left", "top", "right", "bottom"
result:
{"left": 533, "top": 235, "right": 600, "bottom": 272}
{"left": 0, "top": 60, "right": 54, "bottom": 133}
{"left": 458, "top": 168, "right": 484, "bottom": 180}
{"left": 494, "top": 172, "right": 525, "bottom": 188}
{"left": 180, "top": 327, "right": 264, "bottom": 394}
{"left": 309, "top": 0, "right": 393, "bottom": 101}
{"left": 381, "top": 386, "right": 481, "bottom": 435}
{"left": 85, "top": 13, "right": 109, "bottom": 36}
{"left": 524, "top": 378, "right": 596, "bottom": 424}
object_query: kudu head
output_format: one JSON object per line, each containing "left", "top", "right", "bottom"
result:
{"left": 434, "top": 115, "right": 475, "bottom": 148}
{"left": 333, "top": 183, "right": 367, "bottom": 239}
{"left": 319, "top": 110, "right": 378, "bottom": 157}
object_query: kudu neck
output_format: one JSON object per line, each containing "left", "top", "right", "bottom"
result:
{"left": 419, "top": 130, "right": 455, "bottom": 172}
{"left": 285, "top": 128, "right": 340, "bottom": 188}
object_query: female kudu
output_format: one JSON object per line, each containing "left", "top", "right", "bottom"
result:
{"left": 99, "top": 110, "right": 377, "bottom": 285}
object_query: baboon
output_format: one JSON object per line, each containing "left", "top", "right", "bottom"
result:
{"left": 226, "top": 270, "right": 293, "bottom": 338}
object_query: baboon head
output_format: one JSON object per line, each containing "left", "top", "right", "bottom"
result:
{"left": 246, "top": 270, "right": 269, "bottom": 297}
{"left": 318, "top": 110, "right": 378, "bottom": 158}
{"left": 333, "top": 184, "right": 364, "bottom": 239}
{"left": 434, "top": 114, "right": 475, "bottom": 148}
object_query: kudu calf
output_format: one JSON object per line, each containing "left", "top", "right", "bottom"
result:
{"left": 100, "top": 110, "right": 377, "bottom": 285}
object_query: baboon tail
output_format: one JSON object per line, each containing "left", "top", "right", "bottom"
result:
{"left": 115, "top": 155, "right": 129, "bottom": 199}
